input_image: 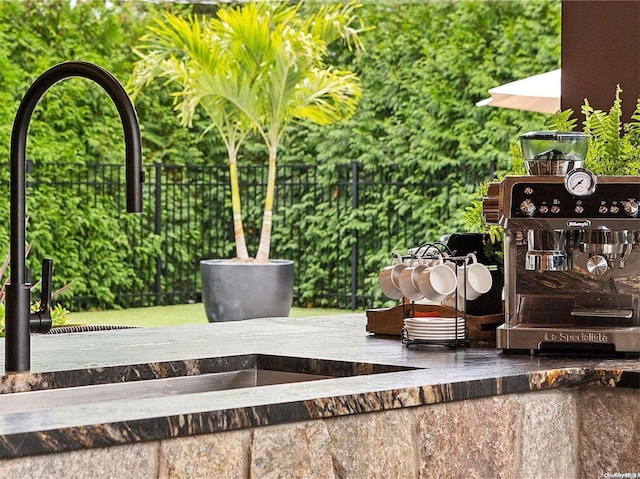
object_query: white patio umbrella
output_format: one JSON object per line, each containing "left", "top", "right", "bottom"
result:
{"left": 476, "top": 69, "right": 560, "bottom": 114}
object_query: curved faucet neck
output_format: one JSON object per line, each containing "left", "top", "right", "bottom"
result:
{"left": 6, "top": 61, "right": 143, "bottom": 373}
{"left": 10, "top": 61, "right": 142, "bottom": 284}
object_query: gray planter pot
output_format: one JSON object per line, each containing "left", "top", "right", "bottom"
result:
{"left": 200, "top": 259, "right": 294, "bottom": 322}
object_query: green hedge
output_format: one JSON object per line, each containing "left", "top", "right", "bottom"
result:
{"left": 0, "top": 0, "right": 560, "bottom": 310}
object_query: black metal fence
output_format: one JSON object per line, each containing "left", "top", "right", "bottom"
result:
{"left": 21, "top": 161, "right": 493, "bottom": 311}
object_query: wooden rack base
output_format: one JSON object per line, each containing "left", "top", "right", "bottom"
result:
{"left": 366, "top": 303, "right": 503, "bottom": 344}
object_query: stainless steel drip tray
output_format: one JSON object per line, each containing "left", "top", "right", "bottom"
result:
{"left": 571, "top": 307, "right": 633, "bottom": 319}
{"left": 517, "top": 294, "right": 638, "bottom": 327}
{"left": 497, "top": 323, "right": 640, "bottom": 355}
{"left": 0, "top": 354, "right": 417, "bottom": 416}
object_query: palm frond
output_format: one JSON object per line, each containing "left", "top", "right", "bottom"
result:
{"left": 291, "top": 68, "right": 361, "bottom": 125}
{"left": 303, "top": 2, "right": 369, "bottom": 52}
{"left": 130, "top": 1, "right": 365, "bottom": 261}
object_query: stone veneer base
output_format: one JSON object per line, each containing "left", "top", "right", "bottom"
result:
{"left": 0, "top": 385, "right": 637, "bottom": 479}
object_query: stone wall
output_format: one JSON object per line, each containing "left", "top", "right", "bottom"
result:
{"left": 1, "top": 386, "right": 638, "bottom": 478}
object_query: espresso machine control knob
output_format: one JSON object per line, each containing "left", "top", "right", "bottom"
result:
{"left": 586, "top": 255, "right": 609, "bottom": 276}
{"left": 519, "top": 199, "right": 536, "bottom": 216}
{"left": 624, "top": 200, "right": 639, "bottom": 217}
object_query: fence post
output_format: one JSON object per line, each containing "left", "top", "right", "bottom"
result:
{"left": 350, "top": 161, "right": 359, "bottom": 310}
{"left": 154, "top": 162, "right": 162, "bottom": 306}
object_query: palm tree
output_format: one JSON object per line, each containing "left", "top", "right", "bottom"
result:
{"left": 129, "top": 1, "right": 365, "bottom": 262}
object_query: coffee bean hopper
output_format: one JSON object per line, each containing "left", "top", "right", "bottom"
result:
{"left": 483, "top": 131, "right": 640, "bottom": 356}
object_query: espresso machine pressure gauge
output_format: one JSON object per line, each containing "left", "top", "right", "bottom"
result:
{"left": 564, "top": 167, "right": 597, "bottom": 197}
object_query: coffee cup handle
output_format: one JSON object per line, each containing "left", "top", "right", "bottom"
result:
{"left": 389, "top": 252, "right": 403, "bottom": 265}
{"left": 410, "top": 254, "right": 429, "bottom": 267}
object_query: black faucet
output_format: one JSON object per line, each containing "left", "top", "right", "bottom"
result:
{"left": 5, "top": 61, "right": 143, "bottom": 373}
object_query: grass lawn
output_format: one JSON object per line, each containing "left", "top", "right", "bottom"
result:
{"left": 68, "top": 303, "right": 357, "bottom": 328}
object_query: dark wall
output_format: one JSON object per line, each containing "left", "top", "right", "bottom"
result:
{"left": 561, "top": 0, "right": 640, "bottom": 125}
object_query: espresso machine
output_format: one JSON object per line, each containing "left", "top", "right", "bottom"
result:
{"left": 483, "top": 131, "right": 640, "bottom": 355}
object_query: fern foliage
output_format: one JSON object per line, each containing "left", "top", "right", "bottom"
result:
{"left": 537, "top": 87, "right": 640, "bottom": 175}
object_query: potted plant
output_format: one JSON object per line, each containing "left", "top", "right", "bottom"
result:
{"left": 129, "top": 1, "right": 365, "bottom": 321}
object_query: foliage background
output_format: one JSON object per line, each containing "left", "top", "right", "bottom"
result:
{"left": 0, "top": 0, "right": 560, "bottom": 310}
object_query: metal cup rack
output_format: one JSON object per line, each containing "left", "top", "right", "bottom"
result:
{"left": 400, "top": 242, "right": 476, "bottom": 349}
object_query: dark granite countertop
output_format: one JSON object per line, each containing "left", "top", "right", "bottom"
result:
{"left": 0, "top": 313, "right": 638, "bottom": 459}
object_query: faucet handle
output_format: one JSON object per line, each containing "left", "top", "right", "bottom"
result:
{"left": 29, "top": 258, "right": 53, "bottom": 334}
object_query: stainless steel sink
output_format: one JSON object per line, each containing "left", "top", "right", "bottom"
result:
{"left": 0, "top": 369, "right": 331, "bottom": 415}
{"left": 0, "top": 354, "right": 416, "bottom": 415}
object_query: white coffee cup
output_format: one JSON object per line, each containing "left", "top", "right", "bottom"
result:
{"left": 457, "top": 253, "right": 492, "bottom": 300}
{"left": 417, "top": 257, "right": 458, "bottom": 303}
{"left": 378, "top": 255, "right": 407, "bottom": 300}
{"left": 398, "top": 259, "right": 428, "bottom": 301}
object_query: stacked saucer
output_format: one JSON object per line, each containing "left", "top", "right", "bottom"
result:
{"left": 403, "top": 316, "right": 465, "bottom": 342}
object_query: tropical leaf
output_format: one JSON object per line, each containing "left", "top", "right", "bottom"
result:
{"left": 543, "top": 109, "right": 577, "bottom": 132}
{"left": 129, "top": 2, "right": 365, "bottom": 261}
